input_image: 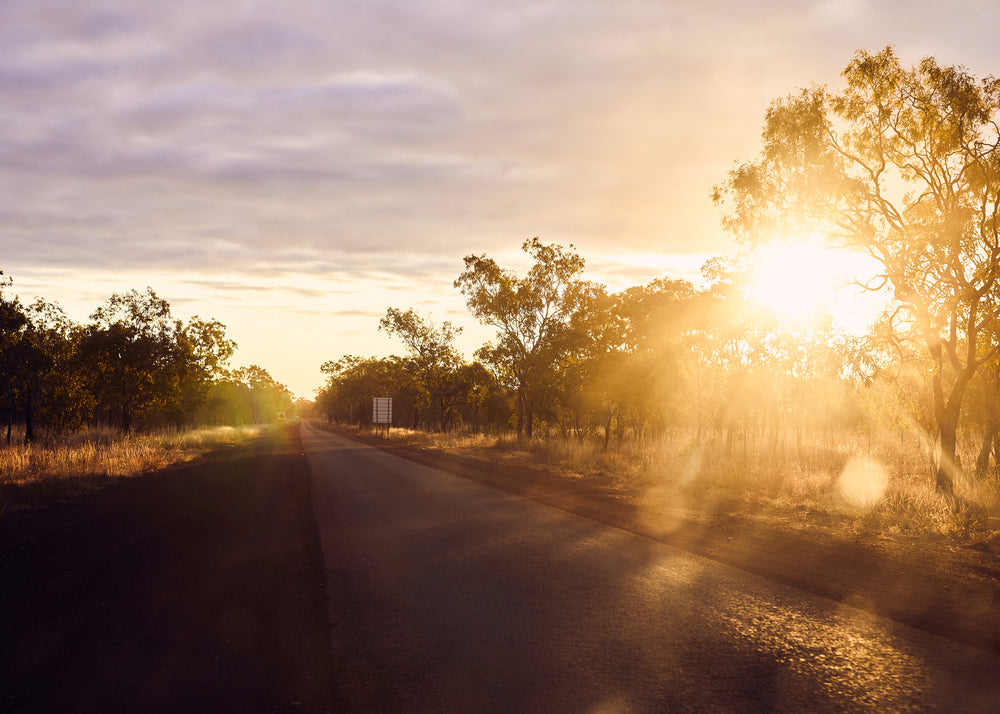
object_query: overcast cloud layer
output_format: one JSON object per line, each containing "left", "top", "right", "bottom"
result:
{"left": 3, "top": 0, "right": 1000, "bottom": 395}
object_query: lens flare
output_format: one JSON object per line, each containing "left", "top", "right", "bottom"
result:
{"left": 836, "top": 455, "right": 889, "bottom": 511}
{"left": 746, "top": 237, "right": 886, "bottom": 334}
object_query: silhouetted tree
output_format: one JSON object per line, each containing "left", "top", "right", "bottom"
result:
{"left": 173, "top": 316, "right": 237, "bottom": 425}
{"left": 79, "top": 288, "right": 179, "bottom": 431}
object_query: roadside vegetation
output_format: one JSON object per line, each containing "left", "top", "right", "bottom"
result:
{"left": 319, "top": 48, "right": 1000, "bottom": 544}
{"left": 0, "top": 275, "right": 298, "bottom": 515}
{"left": 341, "top": 423, "right": 1000, "bottom": 542}
{"left": 1, "top": 277, "right": 297, "bottom": 439}
{"left": 0, "top": 424, "right": 267, "bottom": 516}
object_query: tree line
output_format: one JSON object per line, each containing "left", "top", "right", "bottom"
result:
{"left": 316, "top": 239, "right": 860, "bottom": 448}
{"left": 319, "top": 47, "right": 1000, "bottom": 495}
{"left": 0, "top": 276, "right": 294, "bottom": 441}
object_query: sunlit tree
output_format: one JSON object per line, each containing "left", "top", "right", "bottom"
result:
{"left": 20, "top": 298, "right": 86, "bottom": 437}
{"left": 713, "top": 47, "right": 1000, "bottom": 493}
{"left": 231, "top": 364, "right": 293, "bottom": 424}
{"left": 455, "top": 238, "right": 599, "bottom": 440}
{"left": 173, "top": 316, "right": 237, "bottom": 425}
{"left": 318, "top": 355, "right": 413, "bottom": 427}
{"left": 379, "top": 307, "right": 464, "bottom": 430}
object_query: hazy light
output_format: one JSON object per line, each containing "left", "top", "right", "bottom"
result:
{"left": 747, "top": 238, "right": 887, "bottom": 335}
{"left": 836, "top": 455, "right": 889, "bottom": 511}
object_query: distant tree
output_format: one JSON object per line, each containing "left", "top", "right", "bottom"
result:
{"left": 232, "top": 365, "right": 293, "bottom": 424}
{"left": 1, "top": 274, "right": 30, "bottom": 442}
{"left": 713, "top": 47, "right": 1000, "bottom": 493}
{"left": 20, "top": 298, "right": 84, "bottom": 438}
{"left": 173, "top": 316, "right": 237, "bottom": 425}
{"left": 455, "top": 237, "right": 599, "bottom": 440}
{"left": 609, "top": 278, "right": 699, "bottom": 441}
{"left": 318, "top": 355, "right": 417, "bottom": 427}
{"left": 454, "top": 361, "right": 511, "bottom": 434}
{"left": 79, "top": 288, "right": 178, "bottom": 431}
{"left": 379, "top": 307, "right": 463, "bottom": 430}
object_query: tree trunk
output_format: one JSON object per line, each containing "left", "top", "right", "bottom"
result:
{"left": 976, "top": 417, "right": 998, "bottom": 476}
{"left": 977, "top": 369, "right": 1000, "bottom": 477}
{"left": 516, "top": 386, "right": 528, "bottom": 442}
{"left": 935, "top": 392, "right": 961, "bottom": 495}
{"left": 937, "top": 421, "right": 959, "bottom": 495}
{"left": 932, "top": 371, "right": 971, "bottom": 496}
{"left": 23, "top": 391, "right": 34, "bottom": 444}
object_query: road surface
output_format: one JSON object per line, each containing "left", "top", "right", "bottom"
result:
{"left": 303, "top": 421, "right": 1000, "bottom": 712}
{"left": 2, "top": 421, "right": 999, "bottom": 712}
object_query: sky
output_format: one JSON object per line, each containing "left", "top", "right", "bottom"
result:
{"left": 3, "top": 0, "right": 1000, "bottom": 398}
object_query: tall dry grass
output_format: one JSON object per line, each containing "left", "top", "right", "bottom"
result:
{"left": 0, "top": 424, "right": 266, "bottom": 516}
{"left": 357, "top": 424, "right": 1000, "bottom": 541}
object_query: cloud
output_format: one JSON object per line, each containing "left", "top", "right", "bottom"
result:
{"left": 4, "top": 0, "right": 1000, "bottom": 396}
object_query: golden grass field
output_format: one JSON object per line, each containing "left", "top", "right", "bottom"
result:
{"left": 0, "top": 425, "right": 266, "bottom": 516}
{"left": 358, "top": 425, "right": 1000, "bottom": 542}
{"left": 4, "top": 419, "right": 999, "bottom": 542}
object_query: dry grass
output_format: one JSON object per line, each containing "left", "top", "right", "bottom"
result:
{"left": 0, "top": 424, "right": 266, "bottom": 516}
{"left": 358, "top": 424, "right": 1000, "bottom": 542}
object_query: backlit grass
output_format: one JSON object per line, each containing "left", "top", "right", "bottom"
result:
{"left": 352, "top": 423, "right": 1000, "bottom": 542}
{"left": 0, "top": 425, "right": 266, "bottom": 516}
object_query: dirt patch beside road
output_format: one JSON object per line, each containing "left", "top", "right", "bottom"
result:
{"left": 325, "top": 424, "right": 1000, "bottom": 657}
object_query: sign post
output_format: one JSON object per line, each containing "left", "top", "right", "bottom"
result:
{"left": 373, "top": 397, "right": 392, "bottom": 438}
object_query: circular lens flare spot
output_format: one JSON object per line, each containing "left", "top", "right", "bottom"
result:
{"left": 836, "top": 455, "right": 889, "bottom": 510}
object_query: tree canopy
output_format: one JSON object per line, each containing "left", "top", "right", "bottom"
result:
{"left": 0, "top": 275, "right": 292, "bottom": 437}
{"left": 455, "top": 237, "right": 599, "bottom": 439}
{"left": 713, "top": 46, "right": 1000, "bottom": 492}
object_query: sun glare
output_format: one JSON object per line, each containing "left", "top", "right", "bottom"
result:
{"left": 746, "top": 238, "right": 885, "bottom": 334}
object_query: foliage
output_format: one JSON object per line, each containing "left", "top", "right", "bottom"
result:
{"left": 0, "top": 274, "right": 290, "bottom": 437}
{"left": 379, "top": 307, "right": 464, "bottom": 430}
{"left": 713, "top": 46, "right": 1000, "bottom": 493}
{"left": 454, "top": 237, "right": 600, "bottom": 439}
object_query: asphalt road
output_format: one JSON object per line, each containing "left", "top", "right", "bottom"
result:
{"left": 303, "top": 421, "right": 1000, "bottom": 712}
{"left": 3, "top": 422, "right": 1000, "bottom": 712}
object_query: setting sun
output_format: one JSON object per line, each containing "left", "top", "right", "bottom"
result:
{"left": 746, "top": 238, "right": 886, "bottom": 334}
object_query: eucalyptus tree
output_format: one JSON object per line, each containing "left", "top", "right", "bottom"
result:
{"left": 318, "top": 355, "right": 414, "bottom": 427}
{"left": 79, "top": 288, "right": 179, "bottom": 431}
{"left": 231, "top": 364, "right": 293, "bottom": 424}
{"left": 174, "top": 316, "right": 237, "bottom": 424}
{"left": 713, "top": 47, "right": 1000, "bottom": 493}
{"left": 20, "top": 298, "right": 85, "bottom": 437}
{"left": 455, "top": 237, "right": 599, "bottom": 440}
{"left": 379, "top": 307, "right": 463, "bottom": 430}
{"left": 0, "top": 274, "right": 30, "bottom": 442}
{"left": 454, "top": 361, "right": 511, "bottom": 434}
